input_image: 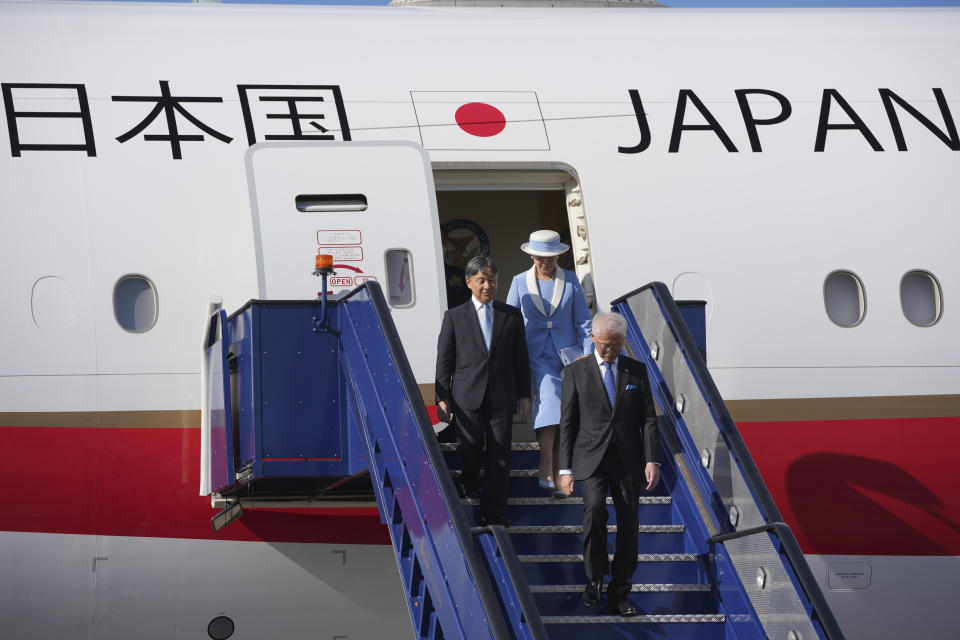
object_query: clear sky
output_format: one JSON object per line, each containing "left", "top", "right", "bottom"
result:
{"left": 105, "top": 0, "right": 960, "bottom": 5}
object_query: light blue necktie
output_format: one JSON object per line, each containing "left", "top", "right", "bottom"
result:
{"left": 602, "top": 361, "right": 617, "bottom": 409}
{"left": 480, "top": 304, "right": 492, "bottom": 350}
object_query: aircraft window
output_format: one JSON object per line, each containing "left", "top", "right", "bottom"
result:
{"left": 823, "top": 270, "right": 866, "bottom": 327}
{"left": 900, "top": 270, "right": 942, "bottom": 327}
{"left": 385, "top": 249, "right": 415, "bottom": 308}
{"left": 296, "top": 194, "right": 367, "bottom": 212}
{"left": 113, "top": 275, "right": 158, "bottom": 333}
{"left": 31, "top": 276, "right": 76, "bottom": 334}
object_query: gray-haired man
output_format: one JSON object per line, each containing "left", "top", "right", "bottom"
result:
{"left": 557, "top": 311, "right": 661, "bottom": 616}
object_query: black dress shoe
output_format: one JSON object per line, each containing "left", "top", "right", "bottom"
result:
{"left": 608, "top": 596, "right": 638, "bottom": 617}
{"left": 582, "top": 579, "right": 602, "bottom": 606}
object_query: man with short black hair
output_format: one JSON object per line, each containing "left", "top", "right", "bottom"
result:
{"left": 557, "top": 311, "right": 661, "bottom": 616}
{"left": 436, "top": 255, "right": 532, "bottom": 526}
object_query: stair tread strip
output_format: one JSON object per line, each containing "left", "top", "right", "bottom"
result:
{"left": 518, "top": 553, "right": 698, "bottom": 562}
{"left": 451, "top": 469, "right": 540, "bottom": 478}
{"left": 439, "top": 442, "right": 540, "bottom": 451}
{"left": 461, "top": 496, "right": 671, "bottom": 506}
{"left": 529, "top": 584, "right": 711, "bottom": 593}
{"left": 540, "top": 614, "right": 726, "bottom": 624}
{"left": 473, "top": 524, "right": 684, "bottom": 534}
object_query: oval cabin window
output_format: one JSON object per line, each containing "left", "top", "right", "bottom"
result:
{"left": 900, "top": 270, "right": 942, "bottom": 327}
{"left": 385, "top": 249, "right": 415, "bottom": 308}
{"left": 824, "top": 270, "right": 866, "bottom": 327}
{"left": 114, "top": 275, "right": 158, "bottom": 333}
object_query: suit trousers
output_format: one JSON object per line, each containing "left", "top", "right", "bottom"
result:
{"left": 581, "top": 443, "right": 640, "bottom": 589}
{"left": 455, "top": 394, "right": 513, "bottom": 522}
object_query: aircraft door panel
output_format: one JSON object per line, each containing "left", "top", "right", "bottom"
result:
{"left": 244, "top": 141, "right": 445, "bottom": 382}
{"left": 0, "top": 165, "right": 98, "bottom": 380}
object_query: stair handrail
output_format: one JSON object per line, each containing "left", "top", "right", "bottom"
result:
{"left": 476, "top": 525, "right": 550, "bottom": 640}
{"left": 612, "top": 282, "right": 845, "bottom": 640}
{"left": 706, "top": 521, "right": 843, "bottom": 640}
{"left": 613, "top": 283, "right": 784, "bottom": 524}
{"left": 338, "top": 282, "right": 513, "bottom": 640}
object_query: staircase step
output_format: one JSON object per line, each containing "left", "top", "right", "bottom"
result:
{"left": 518, "top": 553, "right": 703, "bottom": 584}
{"left": 473, "top": 524, "right": 684, "bottom": 555}
{"left": 452, "top": 468, "right": 671, "bottom": 500}
{"left": 540, "top": 612, "right": 727, "bottom": 640}
{"left": 517, "top": 553, "right": 698, "bottom": 562}
{"left": 542, "top": 614, "right": 725, "bottom": 623}
{"left": 480, "top": 524, "right": 685, "bottom": 555}
{"left": 460, "top": 495, "right": 674, "bottom": 526}
{"left": 451, "top": 468, "right": 539, "bottom": 478}
{"left": 530, "top": 583, "right": 715, "bottom": 617}
{"left": 493, "top": 525, "right": 684, "bottom": 535}
{"left": 461, "top": 496, "right": 672, "bottom": 506}
{"left": 530, "top": 583, "right": 711, "bottom": 593}
{"left": 438, "top": 442, "right": 540, "bottom": 451}
{"left": 440, "top": 442, "right": 540, "bottom": 468}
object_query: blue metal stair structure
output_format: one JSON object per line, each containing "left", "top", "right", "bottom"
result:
{"left": 206, "top": 280, "right": 845, "bottom": 640}
{"left": 608, "top": 283, "right": 846, "bottom": 640}
{"left": 340, "top": 283, "right": 726, "bottom": 640}
{"left": 439, "top": 443, "right": 726, "bottom": 639}
{"left": 335, "top": 283, "right": 545, "bottom": 640}
{"left": 339, "top": 281, "right": 844, "bottom": 639}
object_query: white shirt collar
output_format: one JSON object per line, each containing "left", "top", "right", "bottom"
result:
{"left": 472, "top": 296, "right": 490, "bottom": 311}
{"left": 594, "top": 350, "right": 618, "bottom": 370}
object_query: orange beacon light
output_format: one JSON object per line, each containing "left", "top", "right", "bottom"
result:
{"left": 315, "top": 253, "right": 334, "bottom": 273}
{"left": 312, "top": 253, "right": 336, "bottom": 332}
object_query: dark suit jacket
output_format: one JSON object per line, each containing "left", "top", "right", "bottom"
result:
{"left": 558, "top": 354, "right": 659, "bottom": 482}
{"left": 435, "top": 299, "right": 531, "bottom": 413}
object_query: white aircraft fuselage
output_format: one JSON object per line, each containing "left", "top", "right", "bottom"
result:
{"left": 1, "top": 2, "right": 958, "bottom": 639}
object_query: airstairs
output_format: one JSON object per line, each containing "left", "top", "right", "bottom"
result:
{"left": 201, "top": 280, "right": 844, "bottom": 640}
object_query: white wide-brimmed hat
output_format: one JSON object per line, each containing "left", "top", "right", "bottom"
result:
{"left": 521, "top": 230, "right": 569, "bottom": 257}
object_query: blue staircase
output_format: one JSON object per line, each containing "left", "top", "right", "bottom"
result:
{"left": 203, "top": 280, "right": 844, "bottom": 640}
{"left": 441, "top": 443, "right": 726, "bottom": 639}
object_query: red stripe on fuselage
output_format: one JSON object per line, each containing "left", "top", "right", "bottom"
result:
{"left": 2, "top": 416, "right": 959, "bottom": 554}
{"left": 0, "top": 426, "right": 388, "bottom": 545}
{"left": 739, "top": 416, "right": 960, "bottom": 556}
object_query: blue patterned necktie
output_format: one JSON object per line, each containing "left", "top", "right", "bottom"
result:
{"left": 602, "top": 361, "right": 617, "bottom": 409}
{"left": 480, "top": 304, "right": 492, "bottom": 350}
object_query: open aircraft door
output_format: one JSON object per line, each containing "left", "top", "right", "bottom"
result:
{"left": 244, "top": 141, "right": 446, "bottom": 383}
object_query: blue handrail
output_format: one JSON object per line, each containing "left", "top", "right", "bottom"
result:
{"left": 338, "top": 282, "right": 545, "bottom": 640}
{"left": 476, "top": 526, "right": 549, "bottom": 640}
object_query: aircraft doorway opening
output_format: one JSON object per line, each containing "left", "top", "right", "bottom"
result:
{"left": 432, "top": 166, "right": 594, "bottom": 312}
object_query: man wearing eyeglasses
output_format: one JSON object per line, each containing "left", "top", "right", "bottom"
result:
{"left": 557, "top": 311, "right": 661, "bottom": 617}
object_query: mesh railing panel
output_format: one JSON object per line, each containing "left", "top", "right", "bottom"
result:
{"left": 622, "top": 287, "right": 820, "bottom": 640}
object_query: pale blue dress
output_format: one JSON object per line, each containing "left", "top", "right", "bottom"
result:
{"left": 506, "top": 268, "right": 592, "bottom": 428}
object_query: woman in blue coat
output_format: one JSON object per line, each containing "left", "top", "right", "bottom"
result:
{"left": 506, "top": 230, "right": 592, "bottom": 494}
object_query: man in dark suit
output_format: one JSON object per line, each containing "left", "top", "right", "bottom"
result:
{"left": 436, "top": 255, "right": 531, "bottom": 526}
{"left": 557, "top": 311, "right": 661, "bottom": 616}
